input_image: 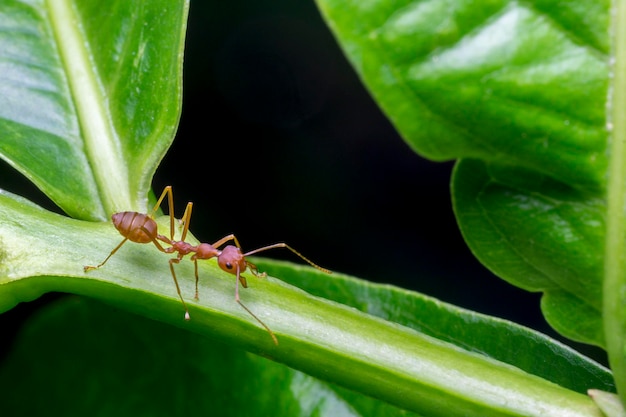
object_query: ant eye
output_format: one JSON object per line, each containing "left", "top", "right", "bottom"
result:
{"left": 225, "top": 262, "right": 233, "bottom": 270}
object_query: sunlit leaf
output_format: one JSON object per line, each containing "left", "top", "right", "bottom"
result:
{"left": 314, "top": 0, "right": 610, "bottom": 348}
{"left": 0, "top": 0, "right": 188, "bottom": 219}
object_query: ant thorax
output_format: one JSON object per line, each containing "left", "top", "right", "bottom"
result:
{"left": 193, "top": 242, "right": 220, "bottom": 260}
{"left": 169, "top": 240, "right": 197, "bottom": 256}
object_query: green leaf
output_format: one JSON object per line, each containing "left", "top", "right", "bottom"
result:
{"left": 314, "top": 0, "right": 608, "bottom": 184}
{"left": 0, "top": 0, "right": 618, "bottom": 415}
{"left": 0, "top": 297, "right": 423, "bottom": 417}
{"left": 451, "top": 160, "right": 605, "bottom": 347}
{"left": 589, "top": 389, "right": 626, "bottom": 417}
{"left": 0, "top": 0, "right": 188, "bottom": 219}
{"left": 314, "top": 0, "right": 626, "bottom": 403}
{"left": 0, "top": 190, "right": 608, "bottom": 416}
{"left": 604, "top": 0, "right": 626, "bottom": 402}
{"left": 313, "top": 0, "right": 611, "bottom": 346}
{"left": 256, "top": 259, "right": 615, "bottom": 395}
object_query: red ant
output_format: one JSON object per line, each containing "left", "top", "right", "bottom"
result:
{"left": 84, "top": 186, "right": 330, "bottom": 345}
{"left": 84, "top": 187, "right": 192, "bottom": 319}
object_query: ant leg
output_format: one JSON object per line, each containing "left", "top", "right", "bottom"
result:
{"left": 179, "top": 202, "right": 193, "bottom": 242}
{"left": 156, "top": 234, "right": 174, "bottom": 248}
{"left": 236, "top": 301, "right": 278, "bottom": 345}
{"left": 244, "top": 243, "right": 331, "bottom": 274}
{"left": 150, "top": 186, "right": 175, "bottom": 240}
{"left": 150, "top": 236, "right": 172, "bottom": 252}
{"left": 235, "top": 264, "right": 241, "bottom": 302}
{"left": 210, "top": 234, "right": 241, "bottom": 250}
{"left": 84, "top": 237, "right": 129, "bottom": 272}
{"left": 194, "top": 258, "right": 200, "bottom": 300}
{"left": 169, "top": 258, "right": 191, "bottom": 321}
{"left": 245, "top": 260, "right": 265, "bottom": 280}
{"left": 85, "top": 229, "right": 170, "bottom": 273}
{"left": 234, "top": 265, "right": 278, "bottom": 345}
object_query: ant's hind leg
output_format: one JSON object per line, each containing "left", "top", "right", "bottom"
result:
{"left": 179, "top": 202, "right": 194, "bottom": 242}
{"left": 84, "top": 237, "right": 129, "bottom": 272}
{"left": 151, "top": 186, "right": 176, "bottom": 240}
{"left": 169, "top": 258, "right": 191, "bottom": 321}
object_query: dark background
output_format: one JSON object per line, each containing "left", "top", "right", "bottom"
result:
{"left": 0, "top": 0, "right": 607, "bottom": 364}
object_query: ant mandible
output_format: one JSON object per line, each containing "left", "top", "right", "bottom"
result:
{"left": 84, "top": 186, "right": 331, "bottom": 345}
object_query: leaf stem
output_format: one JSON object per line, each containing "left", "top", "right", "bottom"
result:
{"left": 605, "top": 0, "right": 626, "bottom": 403}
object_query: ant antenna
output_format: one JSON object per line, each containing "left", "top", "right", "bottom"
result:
{"left": 244, "top": 243, "right": 331, "bottom": 274}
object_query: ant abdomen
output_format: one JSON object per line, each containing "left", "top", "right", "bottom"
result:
{"left": 112, "top": 212, "right": 157, "bottom": 244}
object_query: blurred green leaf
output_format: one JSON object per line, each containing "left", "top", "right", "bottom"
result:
{"left": 589, "top": 389, "right": 626, "bottom": 417}
{"left": 0, "top": 0, "right": 188, "bottom": 219}
{"left": 0, "top": 297, "right": 423, "bottom": 417}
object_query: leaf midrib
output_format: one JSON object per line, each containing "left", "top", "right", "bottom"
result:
{"left": 46, "top": 0, "right": 132, "bottom": 214}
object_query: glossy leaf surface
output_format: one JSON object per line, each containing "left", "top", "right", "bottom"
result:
{"left": 452, "top": 160, "right": 606, "bottom": 346}
{"left": 314, "top": 0, "right": 610, "bottom": 347}
{"left": 0, "top": 0, "right": 187, "bottom": 219}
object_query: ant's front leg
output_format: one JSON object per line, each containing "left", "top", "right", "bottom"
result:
{"left": 246, "top": 261, "right": 266, "bottom": 280}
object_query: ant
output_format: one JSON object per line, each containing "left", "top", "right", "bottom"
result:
{"left": 84, "top": 186, "right": 330, "bottom": 345}
{"left": 84, "top": 187, "right": 192, "bottom": 319}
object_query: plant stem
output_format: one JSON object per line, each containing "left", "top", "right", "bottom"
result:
{"left": 605, "top": 0, "right": 626, "bottom": 404}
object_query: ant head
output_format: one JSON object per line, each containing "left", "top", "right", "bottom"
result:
{"left": 218, "top": 245, "right": 247, "bottom": 275}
